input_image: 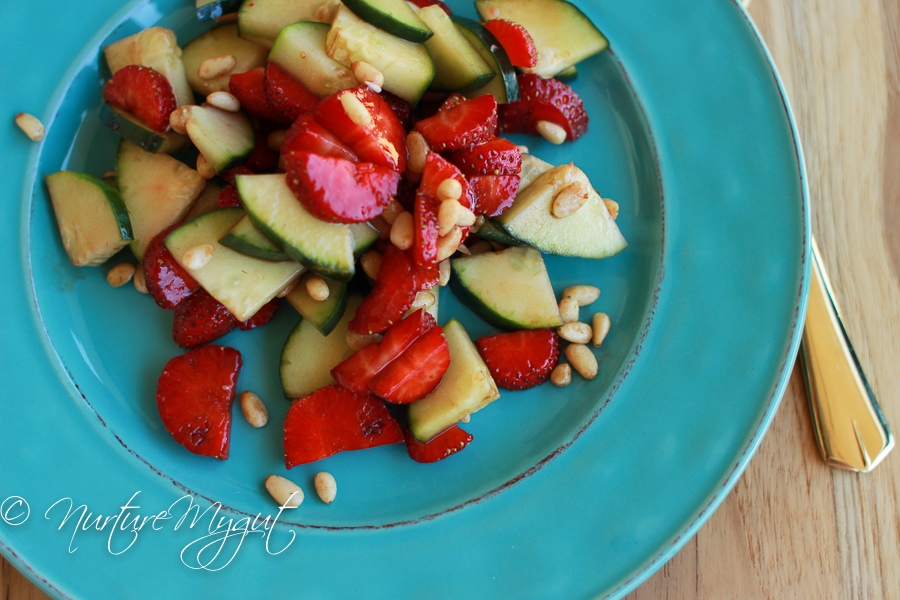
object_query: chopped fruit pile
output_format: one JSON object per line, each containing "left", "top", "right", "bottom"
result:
{"left": 42, "top": 0, "right": 626, "bottom": 476}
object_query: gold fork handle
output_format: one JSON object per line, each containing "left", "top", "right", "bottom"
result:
{"left": 799, "top": 237, "right": 894, "bottom": 471}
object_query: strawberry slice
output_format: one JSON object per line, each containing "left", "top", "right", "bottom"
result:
{"left": 468, "top": 173, "right": 520, "bottom": 217}
{"left": 349, "top": 245, "right": 425, "bottom": 334}
{"left": 413, "top": 193, "right": 440, "bottom": 268}
{"left": 499, "top": 74, "right": 589, "bottom": 142}
{"left": 448, "top": 137, "right": 522, "bottom": 176}
{"left": 228, "top": 67, "right": 281, "bottom": 122}
{"left": 475, "top": 328, "right": 561, "bottom": 390}
{"left": 414, "top": 94, "right": 498, "bottom": 151}
{"left": 217, "top": 184, "right": 242, "bottom": 208}
{"left": 404, "top": 425, "right": 473, "bottom": 463}
{"left": 156, "top": 344, "right": 243, "bottom": 459}
{"left": 244, "top": 126, "right": 280, "bottom": 172}
{"left": 172, "top": 288, "right": 237, "bottom": 349}
{"left": 281, "top": 113, "right": 358, "bottom": 162}
{"left": 380, "top": 90, "right": 412, "bottom": 131}
{"left": 283, "top": 151, "right": 399, "bottom": 223}
{"left": 143, "top": 225, "right": 200, "bottom": 310}
{"left": 283, "top": 385, "right": 404, "bottom": 467}
{"left": 368, "top": 326, "right": 450, "bottom": 403}
{"left": 264, "top": 62, "right": 319, "bottom": 123}
{"left": 102, "top": 65, "right": 177, "bottom": 133}
{"left": 407, "top": 0, "right": 452, "bottom": 15}
{"left": 332, "top": 309, "right": 437, "bottom": 393}
{"left": 418, "top": 151, "right": 473, "bottom": 209}
{"left": 236, "top": 297, "right": 280, "bottom": 331}
{"left": 483, "top": 19, "right": 538, "bottom": 68}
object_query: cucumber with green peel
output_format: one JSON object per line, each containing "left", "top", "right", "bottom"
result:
{"left": 99, "top": 103, "right": 190, "bottom": 155}
{"left": 235, "top": 173, "right": 357, "bottom": 281}
{"left": 417, "top": 6, "right": 494, "bottom": 93}
{"left": 181, "top": 104, "right": 256, "bottom": 174}
{"left": 103, "top": 27, "right": 194, "bottom": 108}
{"left": 269, "top": 22, "right": 356, "bottom": 98}
{"left": 165, "top": 207, "right": 304, "bottom": 322}
{"left": 196, "top": 0, "right": 243, "bottom": 22}
{"left": 407, "top": 319, "right": 500, "bottom": 442}
{"left": 518, "top": 153, "right": 554, "bottom": 188}
{"left": 219, "top": 214, "right": 288, "bottom": 261}
{"left": 44, "top": 171, "right": 133, "bottom": 267}
{"left": 452, "top": 17, "right": 518, "bottom": 103}
{"left": 183, "top": 178, "right": 222, "bottom": 223}
{"left": 284, "top": 274, "right": 348, "bottom": 335}
{"left": 115, "top": 139, "right": 206, "bottom": 261}
{"left": 342, "top": 0, "right": 433, "bottom": 43}
{"left": 349, "top": 221, "right": 380, "bottom": 256}
{"left": 472, "top": 218, "right": 520, "bottom": 246}
{"left": 238, "top": 0, "right": 332, "bottom": 47}
{"left": 181, "top": 23, "right": 268, "bottom": 96}
{"left": 450, "top": 245, "right": 562, "bottom": 330}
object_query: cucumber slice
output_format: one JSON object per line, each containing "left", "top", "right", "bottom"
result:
{"left": 219, "top": 214, "right": 288, "bottom": 261}
{"left": 235, "top": 173, "right": 357, "bottom": 281}
{"left": 183, "top": 178, "right": 222, "bottom": 223}
{"left": 165, "top": 207, "right": 304, "bottom": 321}
{"left": 238, "top": 0, "right": 331, "bottom": 48}
{"left": 115, "top": 139, "right": 206, "bottom": 260}
{"left": 407, "top": 319, "right": 500, "bottom": 442}
{"left": 450, "top": 245, "right": 562, "bottom": 330}
{"left": 284, "top": 274, "right": 348, "bottom": 335}
{"left": 196, "top": 0, "right": 243, "bottom": 22}
{"left": 103, "top": 27, "right": 194, "bottom": 108}
{"left": 350, "top": 222, "right": 380, "bottom": 256}
{"left": 269, "top": 22, "right": 356, "bottom": 98}
{"left": 99, "top": 103, "right": 190, "bottom": 155}
{"left": 182, "top": 23, "right": 268, "bottom": 96}
{"left": 452, "top": 17, "right": 518, "bottom": 103}
{"left": 280, "top": 295, "right": 361, "bottom": 399}
{"left": 44, "top": 171, "right": 133, "bottom": 267}
{"left": 496, "top": 163, "right": 627, "bottom": 259}
{"left": 519, "top": 152, "right": 553, "bottom": 188}
{"left": 474, "top": 0, "right": 609, "bottom": 78}
{"left": 417, "top": 5, "right": 494, "bottom": 92}
{"left": 326, "top": 4, "right": 435, "bottom": 105}
{"left": 181, "top": 104, "right": 256, "bottom": 174}
{"left": 342, "top": 0, "right": 432, "bottom": 43}
{"left": 473, "top": 218, "right": 520, "bottom": 246}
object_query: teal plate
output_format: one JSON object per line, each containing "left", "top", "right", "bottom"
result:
{"left": 0, "top": 0, "right": 808, "bottom": 598}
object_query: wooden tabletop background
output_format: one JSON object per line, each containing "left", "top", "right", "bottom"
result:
{"left": 3, "top": 0, "right": 900, "bottom": 598}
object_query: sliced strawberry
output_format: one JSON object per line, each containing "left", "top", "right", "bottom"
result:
{"left": 380, "top": 90, "right": 413, "bottom": 131}
{"left": 414, "top": 94, "right": 498, "bottom": 151}
{"left": 102, "top": 65, "right": 176, "bottom": 133}
{"left": 468, "top": 173, "right": 520, "bottom": 217}
{"left": 483, "top": 19, "right": 538, "bottom": 68}
{"left": 172, "top": 288, "right": 237, "bottom": 349}
{"left": 264, "top": 62, "right": 319, "bottom": 123}
{"left": 156, "top": 344, "right": 242, "bottom": 459}
{"left": 333, "top": 309, "right": 437, "bottom": 393}
{"left": 419, "top": 151, "right": 473, "bottom": 210}
{"left": 369, "top": 326, "right": 450, "bottom": 403}
{"left": 448, "top": 137, "right": 522, "bottom": 176}
{"left": 243, "top": 125, "right": 280, "bottom": 172}
{"left": 219, "top": 165, "right": 256, "bottom": 187}
{"left": 283, "top": 384, "right": 404, "bottom": 467}
{"left": 283, "top": 151, "right": 399, "bottom": 223}
{"left": 229, "top": 67, "right": 280, "bottom": 121}
{"left": 143, "top": 225, "right": 200, "bottom": 310}
{"left": 412, "top": 193, "right": 440, "bottom": 268}
{"left": 217, "top": 184, "right": 243, "bottom": 208}
{"left": 404, "top": 425, "right": 473, "bottom": 463}
{"left": 236, "top": 297, "right": 279, "bottom": 331}
{"left": 475, "top": 328, "right": 561, "bottom": 390}
{"left": 407, "top": 0, "right": 452, "bottom": 14}
{"left": 349, "top": 245, "right": 424, "bottom": 334}
{"left": 499, "top": 74, "right": 589, "bottom": 142}
{"left": 281, "top": 113, "right": 357, "bottom": 162}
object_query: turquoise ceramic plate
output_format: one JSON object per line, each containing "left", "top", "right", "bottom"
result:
{"left": 0, "top": 0, "right": 808, "bottom": 597}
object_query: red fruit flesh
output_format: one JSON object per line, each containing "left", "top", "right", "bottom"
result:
{"left": 448, "top": 137, "right": 522, "bottom": 176}
{"left": 404, "top": 425, "right": 473, "bottom": 463}
{"left": 103, "top": 65, "right": 177, "bottom": 133}
{"left": 467, "top": 173, "right": 520, "bottom": 217}
{"left": 281, "top": 114, "right": 358, "bottom": 162}
{"left": 368, "top": 326, "right": 450, "bottom": 404}
{"left": 143, "top": 225, "right": 200, "bottom": 310}
{"left": 264, "top": 61, "right": 319, "bottom": 123}
{"left": 414, "top": 94, "right": 498, "bottom": 151}
{"left": 499, "top": 74, "right": 589, "bottom": 142}
{"left": 418, "top": 151, "right": 473, "bottom": 210}
{"left": 228, "top": 67, "right": 280, "bottom": 121}
{"left": 412, "top": 193, "right": 440, "bottom": 268}
{"left": 349, "top": 245, "right": 422, "bottom": 334}
{"left": 217, "top": 184, "right": 242, "bottom": 208}
{"left": 483, "top": 19, "right": 538, "bottom": 68}
{"left": 236, "top": 297, "right": 279, "bottom": 331}
{"left": 475, "top": 328, "right": 561, "bottom": 390}
{"left": 172, "top": 288, "right": 237, "bottom": 349}
{"left": 156, "top": 345, "right": 243, "bottom": 459}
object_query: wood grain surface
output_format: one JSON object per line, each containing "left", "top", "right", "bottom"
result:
{"left": 3, "top": 0, "right": 899, "bottom": 598}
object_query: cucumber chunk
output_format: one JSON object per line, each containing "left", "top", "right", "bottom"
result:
{"left": 238, "top": 0, "right": 331, "bottom": 48}
{"left": 452, "top": 17, "right": 518, "bottom": 103}
{"left": 342, "top": 0, "right": 433, "bottom": 43}
{"left": 269, "top": 21, "right": 356, "bottom": 98}
{"left": 99, "top": 103, "right": 190, "bottom": 155}
{"left": 418, "top": 6, "right": 494, "bottom": 92}
{"left": 181, "top": 105, "right": 256, "bottom": 174}
{"left": 103, "top": 27, "right": 194, "bottom": 108}
{"left": 182, "top": 23, "right": 268, "bottom": 96}
{"left": 44, "top": 171, "right": 133, "bottom": 267}
{"left": 219, "top": 214, "right": 288, "bottom": 261}
{"left": 284, "top": 274, "right": 348, "bottom": 335}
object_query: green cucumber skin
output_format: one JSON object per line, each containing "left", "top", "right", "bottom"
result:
{"left": 99, "top": 103, "right": 189, "bottom": 155}
{"left": 285, "top": 277, "right": 348, "bottom": 336}
{"left": 342, "top": 0, "right": 433, "bottom": 43}
{"left": 449, "top": 270, "right": 530, "bottom": 330}
{"left": 219, "top": 233, "right": 289, "bottom": 262}
{"left": 451, "top": 17, "right": 519, "bottom": 103}
{"left": 417, "top": 6, "right": 494, "bottom": 93}
{"left": 196, "top": 0, "right": 243, "bottom": 22}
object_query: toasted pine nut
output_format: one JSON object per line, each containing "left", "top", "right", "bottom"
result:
{"left": 436, "top": 177, "right": 462, "bottom": 202}
{"left": 406, "top": 131, "right": 429, "bottom": 174}
{"left": 562, "top": 284, "right": 600, "bottom": 307}
{"left": 483, "top": 5, "right": 501, "bottom": 18}
{"left": 206, "top": 91, "right": 241, "bottom": 112}
{"left": 169, "top": 106, "right": 189, "bottom": 134}
{"left": 314, "top": 0, "right": 337, "bottom": 22}
{"left": 314, "top": 472, "right": 337, "bottom": 504}
{"left": 196, "top": 153, "right": 216, "bottom": 179}
{"left": 438, "top": 199, "right": 462, "bottom": 237}
{"left": 340, "top": 91, "right": 372, "bottom": 127}
{"left": 351, "top": 61, "right": 384, "bottom": 93}
{"left": 550, "top": 363, "right": 572, "bottom": 387}
{"left": 267, "top": 129, "right": 287, "bottom": 151}
{"left": 455, "top": 243, "right": 471, "bottom": 256}
{"left": 346, "top": 330, "right": 381, "bottom": 350}
{"left": 106, "top": 263, "right": 136, "bottom": 288}
{"left": 14, "top": 112, "right": 45, "bottom": 141}
{"left": 359, "top": 250, "right": 382, "bottom": 280}
{"left": 592, "top": 312, "right": 611, "bottom": 347}
{"left": 264, "top": 474, "right": 304, "bottom": 508}
{"left": 466, "top": 240, "right": 493, "bottom": 255}
{"left": 436, "top": 226, "right": 463, "bottom": 261}
{"left": 471, "top": 214, "right": 485, "bottom": 233}
{"left": 565, "top": 344, "right": 598, "bottom": 380}
{"left": 438, "top": 259, "right": 451, "bottom": 286}
{"left": 390, "top": 210, "right": 414, "bottom": 250}
{"left": 198, "top": 54, "right": 237, "bottom": 80}
{"left": 535, "top": 120, "right": 567, "bottom": 145}
{"left": 381, "top": 199, "right": 404, "bottom": 226}
{"left": 240, "top": 391, "right": 269, "bottom": 428}
{"left": 603, "top": 198, "right": 620, "bottom": 220}
{"left": 551, "top": 181, "right": 590, "bottom": 218}
{"left": 369, "top": 215, "right": 391, "bottom": 239}
{"left": 459, "top": 413, "right": 471, "bottom": 423}
{"left": 457, "top": 205, "right": 477, "bottom": 227}
{"left": 410, "top": 290, "right": 436, "bottom": 311}
{"left": 305, "top": 274, "right": 330, "bottom": 301}
{"left": 182, "top": 243, "right": 216, "bottom": 270}
{"left": 559, "top": 296, "right": 579, "bottom": 324}
{"left": 558, "top": 321, "right": 593, "bottom": 344}
{"left": 133, "top": 264, "right": 149, "bottom": 294}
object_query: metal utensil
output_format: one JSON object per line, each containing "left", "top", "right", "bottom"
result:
{"left": 799, "top": 237, "right": 894, "bottom": 471}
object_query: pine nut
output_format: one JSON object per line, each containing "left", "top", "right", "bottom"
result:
{"left": 550, "top": 363, "right": 572, "bottom": 387}
{"left": 351, "top": 61, "right": 384, "bottom": 93}
{"left": 106, "top": 263, "right": 136, "bottom": 288}
{"left": 456, "top": 205, "right": 477, "bottom": 227}
{"left": 565, "top": 344, "right": 598, "bottom": 380}
{"left": 592, "top": 312, "right": 611, "bottom": 347}
{"left": 133, "top": 264, "right": 149, "bottom": 294}
{"left": 314, "top": 0, "right": 337, "bottom": 22}
{"left": 471, "top": 214, "right": 485, "bottom": 233}
{"left": 359, "top": 250, "right": 382, "bottom": 280}
{"left": 206, "top": 91, "right": 241, "bottom": 112}
{"left": 436, "top": 226, "right": 463, "bottom": 261}
{"left": 14, "top": 112, "right": 45, "bottom": 141}
{"left": 604, "top": 198, "right": 620, "bottom": 220}
{"left": 410, "top": 290, "right": 436, "bottom": 311}
{"left": 558, "top": 321, "right": 593, "bottom": 344}
{"left": 305, "top": 274, "right": 330, "bottom": 301}
{"left": 240, "top": 391, "right": 269, "bottom": 428}
{"left": 196, "top": 153, "right": 216, "bottom": 179}
{"left": 182, "top": 243, "right": 215, "bottom": 270}
{"left": 381, "top": 199, "right": 404, "bottom": 225}
{"left": 267, "top": 129, "right": 287, "bottom": 151}
{"left": 559, "top": 296, "right": 579, "bottom": 324}
{"left": 198, "top": 54, "right": 237, "bottom": 80}
{"left": 438, "top": 199, "right": 462, "bottom": 237}
{"left": 314, "top": 472, "right": 337, "bottom": 504}
{"left": 406, "top": 132, "right": 429, "bottom": 174}
{"left": 264, "top": 474, "right": 304, "bottom": 508}
{"left": 515, "top": 144, "right": 529, "bottom": 154}
{"left": 369, "top": 215, "right": 391, "bottom": 239}
{"left": 483, "top": 5, "right": 501, "bottom": 18}
{"left": 390, "top": 210, "right": 414, "bottom": 250}
{"left": 436, "top": 177, "right": 462, "bottom": 203}
{"left": 340, "top": 91, "right": 372, "bottom": 127}
{"left": 455, "top": 243, "right": 471, "bottom": 256}
{"left": 346, "top": 330, "right": 381, "bottom": 350}
{"left": 562, "top": 285, "right": 600, "bottom": 307}
{"left": 459, "top": 413, "right": 471, "bottom": 423}
{"left": 551, "top": 181, "right": 590, "bottom": 218}
{"left": 438, "top": 259, "right": 451, "bottom": 286}
{"left": 169, "top": 106, "right": 189, "bottom": 134}
{"left": 535, "top": 120, "right": 567, "bottom": 145}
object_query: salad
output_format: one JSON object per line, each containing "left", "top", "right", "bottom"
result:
{"left": 38, "top": 0, "right": 627, "bottom": 503}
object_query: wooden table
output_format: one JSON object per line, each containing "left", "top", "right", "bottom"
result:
{"left": 3, "top": 0, "right": 899, "bottom": 597}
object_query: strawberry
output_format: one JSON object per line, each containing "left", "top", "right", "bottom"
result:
{"left": 228, "top": 67, "right": 280, "bottom": 121}
{"left": 236, "top": 297, "right": 279, "bottom": 331}
{"left": 172, "top": 288, "right": 237, "bottom": 348}
{"left": 281, "top": 113, "right": 358, "bottom": 162}
{"left": 407, "top": 0, "right": 452, "bottom": 14}
{"left": 412, "top": 192, "right": 440, "bottom": 268}
{"left": 283, "top": 151, "right": 399, "bottom": 223}
{"left": 264, "top": 62, "right": 319, "bottom": 123}
{"left": 499, "top": 74, "right": 589, "bottom": 142}
{"left": 102, "top": 65, "right": 177, "bottom": 133}
{"left": 404, "top": 425, "right": 473, "bottom": 463}
{"left": 475, "top": 328, "right": 561, "bottom": 390}
{"left": 283, "top": 385, "right": 404, "bottom": 467}
{"left": 380, "top": 90, "right": 412, "bottom": 131}
{"left": 467, "top": 173, "right": 520, "bottom": 217}
{"left": 243, "top": 125, "right": 280, "bottom": 172}
{"left": 483, "top": 19, "right": 538, "bottom": 68}
{"left": 156, "top": 344, "right": 243, "bottom": 459}
{"left": 448, "top": 137, "right": 522, "bottom": 176}
{"left": 332, "top": 308, "right": 437, "bottom": 393}
{"left": 418, "top": 151, "right": 473, "bottom": 210}
{"left": 217, "top": 184, "right": 242, "bottom": 208}
{"left": 414, "top": 94, "right": 498, "bottom": 151}
{"left": 219, "top": 165, "right": 256, "bottom": 187}
{"left": 368, "top": 326, "right": 450, "bottom": 403}
{"left": 143, "top": 225, "right": 200, "bottom": 310}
